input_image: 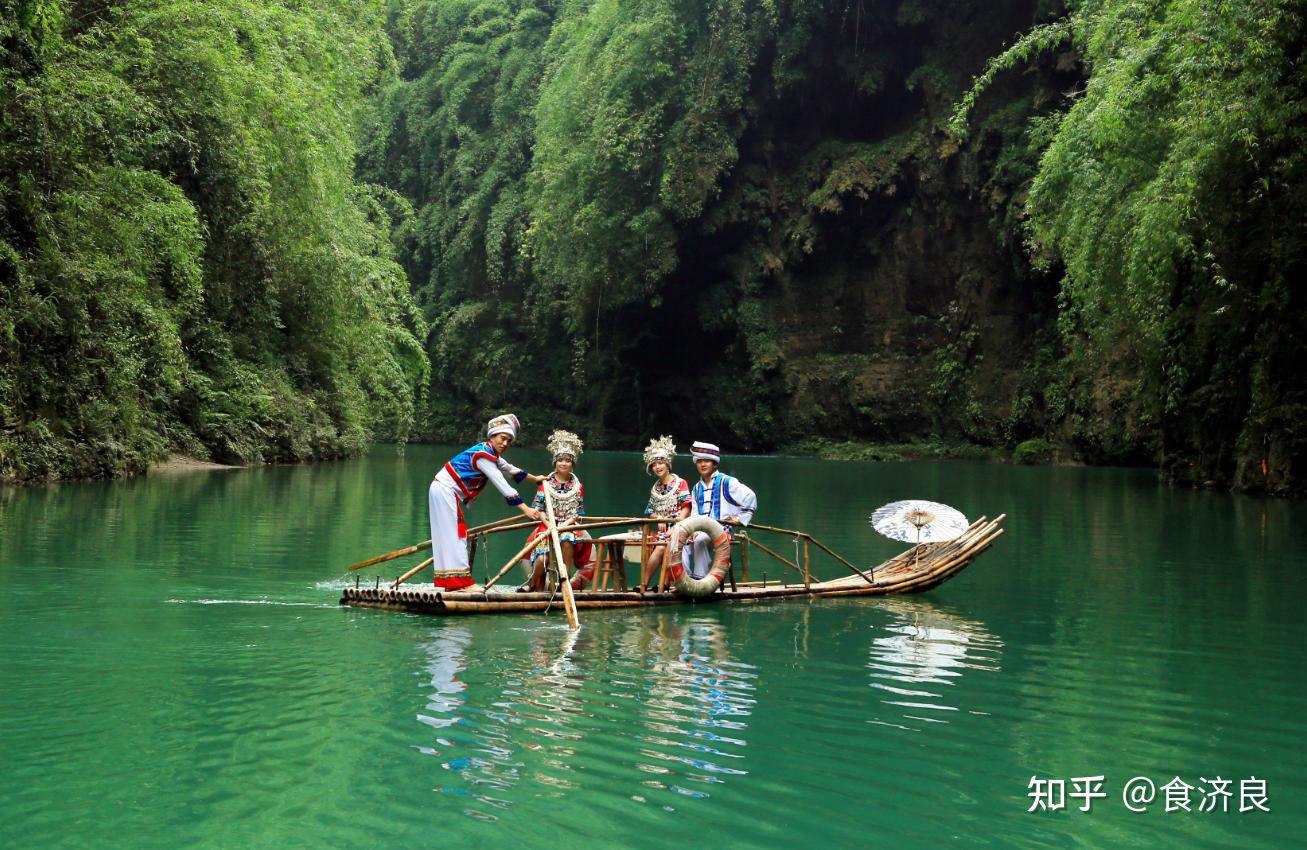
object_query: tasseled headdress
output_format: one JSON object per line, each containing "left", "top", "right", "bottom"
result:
{"left": 643, "top": 435, "right": 676, "bottom": 474}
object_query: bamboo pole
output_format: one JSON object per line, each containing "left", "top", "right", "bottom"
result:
{"left": 805, "top": 535, "right": 877, "bottom": 586}
{"left": 803, "top": 538, "right": 811, "bottom": 591}
{"left": 578, "top": 516, "right": 655, "bottom": 523}
{"left": 392, "top": 556, "right": 434, "bottom": 588}
{"left": 464, "top": 518, "right": 538, "bottom": 537}
{"left": 461, "top": 511, "right": 630, "bottom": 541}
{"left": 350, "top": 514, "right": 548, "bottom": 573}
{"left": 483, "top": 531, "right": 547, "bottom": 591}
{"left": 348, "top": 540, "right": 431, "bottom": 572}
{"left": 350, "top": 519, "right": 648, "bottom": 573}
{"left": 557, "top": 517, "right": 660, "bottom": 532}
{"left": 727, "top": 519, "right": 806, "bottom": 537}
{"left": 466, "top": 514, "right": 539, "bottom": 536}
{"left": 542, "top": 483, "right": 580, "bottom": 629}
{"left": 745, "top": 536, "right": 805, "bottom": 577}
{"left": 469, "top": 516, "right": 677, "bottom": 541}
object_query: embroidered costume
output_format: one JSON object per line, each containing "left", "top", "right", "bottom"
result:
{"left": 684, "top": 441, "right": 757, "bottom": 578}
{"left": 642, "top": 436, "right": 691, "bottom": 544}
{"left": 428, "top": 414, "right": 528, "bottom": 590}
{"left": 526, "top": 474, "right": 596, "bottom": 583}
{"left": 524, "top": 430, "right": 596, "bottom": 589}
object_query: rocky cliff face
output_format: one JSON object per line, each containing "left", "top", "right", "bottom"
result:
{"left": 640, "top": 0, "right": 1077, "bottom": 453}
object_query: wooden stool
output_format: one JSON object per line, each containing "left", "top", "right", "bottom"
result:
{"left": 593, "top": 540, "right": 628, "bottom": 591}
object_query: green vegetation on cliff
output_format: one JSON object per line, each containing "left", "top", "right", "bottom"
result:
{"left": 955, "top": 0, "right": 1306, "bottom": 492}
{"left": 1, "top": 0, "right": 427, "bottom": 481}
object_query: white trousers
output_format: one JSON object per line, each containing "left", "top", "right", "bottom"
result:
{"left": 683, "top": 532, "right": 713, "bottom": 579}
{"left": 428, "top": 479, "right": 469, "bottom": 581}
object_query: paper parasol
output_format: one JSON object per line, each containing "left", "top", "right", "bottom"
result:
{"left": 870, "top": 500, "right": 969, "bottom": 544}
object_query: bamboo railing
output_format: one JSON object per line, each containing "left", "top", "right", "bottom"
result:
{"left": 352, "top": 514, "right": 887, "bottom": 592}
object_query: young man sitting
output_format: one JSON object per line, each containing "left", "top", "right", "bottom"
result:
{"left": 684, "top": 441, "right": 757, "bottom": 578}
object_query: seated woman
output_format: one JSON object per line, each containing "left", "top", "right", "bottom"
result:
{"left": 639, "top": 435, "right": 692, "bottom": 590}
{"left": 520, "top": 430, "right": 597, "bottom": 591}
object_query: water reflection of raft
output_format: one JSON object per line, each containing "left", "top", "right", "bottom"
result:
{"left": 339, "top": 514, "right": 1005, "bottom": 616}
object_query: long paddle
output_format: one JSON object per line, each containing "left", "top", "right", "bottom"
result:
{"left": 391, "top": 556, "right": 434, "bottom": 588}
{"left": 348, "top": 540, "right": 430, "bottom": 572}
{"left": 348, "top": 507, "right": 536, "bottom": 572}
{"left": 483, "top": 531, "right": 549, "bottom": 591}
{"left": 542, "top": 482, "right": 580, "bottom": 629}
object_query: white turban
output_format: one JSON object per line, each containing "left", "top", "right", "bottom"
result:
{"left": 691, "top": 441, "right": 721, "bottom": 463}
{"left": 486, "top": 413, "right": 520, "bottom": 440}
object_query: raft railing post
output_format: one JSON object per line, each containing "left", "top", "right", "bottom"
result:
{"left": 656, "top": 533, "right": 669, "bottom": 592}
{"left": 640, "top": 525, "right": 648, "bottom": 594}
{"left": 741, "top": 535, "right": 750, "bottom": 583}
{"left": 803, "top": 536, "right": 811, "bottom": 591}
{"left": 744, "top": 535, "right": 803, "bottom": 578}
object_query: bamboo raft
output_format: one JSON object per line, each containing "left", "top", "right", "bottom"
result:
{"left": 339, "top": 514, "right": 1004, "bottom": 616}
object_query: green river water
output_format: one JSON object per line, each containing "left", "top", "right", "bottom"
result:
{"left": 2, "top": 446, "right": 1304, "bottom": 848}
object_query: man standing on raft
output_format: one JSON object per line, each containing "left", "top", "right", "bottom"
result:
{"left": 429, "top": 414, "right": 545, "bottom": 590}
{"left": 685, "top": 441, "right": 757, "bottom": 578}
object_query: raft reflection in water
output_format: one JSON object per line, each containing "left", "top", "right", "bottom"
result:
{"left": 411, "top": 615, "right": 756, "bottom": 818}
{"left": 409, "top": 604, "right": 996, "bottom": 821}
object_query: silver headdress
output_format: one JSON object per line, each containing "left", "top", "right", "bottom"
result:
{"left": 643, "top": 435, "right": 676, "bottom": 474}
{"left": 546, "top": 429, "right": 583, "bottom": 461}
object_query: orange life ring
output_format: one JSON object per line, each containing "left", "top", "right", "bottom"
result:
{"left": 663, "top": 515, "right": 732, "bottom": 597}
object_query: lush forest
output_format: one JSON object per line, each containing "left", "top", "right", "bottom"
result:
{"left": 1, "top": 0, "right": 428, "bottom": 479}
{"left": 4, "top": 0, "right": 1304, "bottom": 494}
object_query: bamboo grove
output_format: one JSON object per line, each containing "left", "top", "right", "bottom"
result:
{"left": 3, "top": 0, "right": 1304, "bottom": 493}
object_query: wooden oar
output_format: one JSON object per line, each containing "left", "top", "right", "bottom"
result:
{"left": 348, "top": 540, "right": 431, "bottom": 572}
{"left": 350, "top": 503, "right": 538, "bottom": 573}
{"left": 542, "top": 483, "right": 580, "bottom": 629}
{"left": 466, "top": 514, "right": 538, "bottom": 536}
{"left": 392, "top": 556, "right": 434, "bottom": 588}
{"left": 483, "top": 531, "right": 548, "bottom": 591}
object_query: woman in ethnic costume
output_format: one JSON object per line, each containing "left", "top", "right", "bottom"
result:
{"left": 639, "top": 435, "right": 692, "bottom": 590}
{"left": 520, "top": 430, "right": 597, "bottom": 592}
{"left": 429, "top": 414, "right": 544, "bottom": 590}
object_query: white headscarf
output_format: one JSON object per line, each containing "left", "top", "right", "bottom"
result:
{"left": 691, "top": 441, "right": 721, "bottom": 463}
{"left": 486, "top": 413, "right": 520, "bottom": 440}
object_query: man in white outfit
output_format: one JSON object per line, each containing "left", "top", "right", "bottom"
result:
{"left": 428, "top": 413, "right": 543, "bottom": 590}
{"left": 684, "top": 441, "right": 757, "bottom": 579}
